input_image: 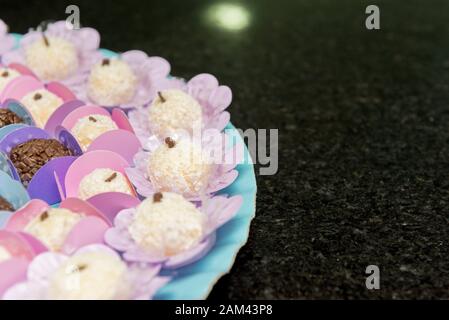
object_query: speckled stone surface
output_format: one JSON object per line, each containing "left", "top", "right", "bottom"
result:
{"left": 3, "top": 0, "right": 449, "bottom": 299}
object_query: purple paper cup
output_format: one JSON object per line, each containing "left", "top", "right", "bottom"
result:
{"left": 0, "top": 127, "right": 82, "bottom": 204}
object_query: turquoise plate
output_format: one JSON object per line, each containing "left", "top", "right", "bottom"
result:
{"left": 7, "top": 34, "right": 257, "bottom": 300}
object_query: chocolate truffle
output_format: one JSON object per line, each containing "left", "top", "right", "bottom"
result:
{"left": 0, "top": 196, "right": 14, "bottom": 211}
{"left": 148, "top": 90, "right": 203, "bottom": 138}
{"left": 0, "top": 109, "right": 24, "bottom": 129}
{"left": 48, "top": 250, "right": 131, "bottom": 299}
{"left": 71, "top": 114, "right": 118, "bottom": 151}
{"left": 87, "top": 58, "right": 137, "bottom": 106}
{"left": 128, "top": 192, "right": 206, "bottom": 256}
{"left": 9, "top": 139, "right": 73, "bottom": 186}
{"left": 78, "top": 168, "right": 134, "bottom": 200}
{"left": 25, "top": 36, "right": 79, "bottom": 81}
{"left": 20, "top": 89, "right": 64, "bottom": 128}
{"left": 24, "top": 208, "right": 83, "bottom": 251}
{"left": 147, "top": 138, "right": 212, "bottom": 197}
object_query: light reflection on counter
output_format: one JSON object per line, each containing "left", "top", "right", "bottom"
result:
{"left": 205, "top": 3, "right": 251, "bottom": 32}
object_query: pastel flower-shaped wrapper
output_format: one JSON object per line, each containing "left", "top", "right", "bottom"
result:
{"left": 0, "top": 20, "right": 15, "bottom": 56}
{"left": 2, "top": 198, "right": 110, "bottom": 254}
{"left": 2, "top": 21, "right": 102, "bottom": 89}
{"left": 0, "top": 75, "right": 76, "bottom": 128}
{"left": 0, "top": 230, "right": 46, "bottom": 297}
{"left": 0, "top": 100, "right": 35, "bottom": 138}
{"left": 0, "top": 170, "right": 29, "bottom": 223}
{"left": 75, "top": 50, "right": 170, "bottom": 109}
{"left": 3, "top": 244, "right": 170, "bottom": 300}
{"left": 129, "top": 73, "right": 232, "bottom": 145}
{"left": 0, "top": 126, "right": 82, "bottom": 204}
{"left": 105, "top": 194, "right": 243, "bottom": 269}
{"left": 126, "top": 132, "right": 243, "bottom": 200}
{"left": 63, "top": 150, "right": 139, "bottom": 217}
{"left": 53, "top": 104, "right": 140, "bottom": 162}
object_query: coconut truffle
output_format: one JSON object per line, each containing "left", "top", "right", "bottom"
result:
{"left": 20, "top": 89, "right": 64, "bottom": 128}
{"left": 148, "top": 90, "right": 203, "bottom": 138}
{"left": 0, "top": 109, "right": 24, "bottom": 129}
{"left": 0, "top": 246, "right": 11, "bottom": 263}
{"left": 0, "top": 196, "right": 14, "bottom": 211}
{"left": 0, "top": 67, "right": 21, "bottom": 92}
{"left": 78, "top": 168, "right": 134, "bottom": 200}
{"left": 47, "top": 251, "right": 131, "bottom": 300}
{"left": 147, "top": 138, "right": 212, "bottom": 196}
{"left": 9, "top": 138, "right": 73, "bottom": 186}
{"left": 24, "top": 208, "right": 83, "bottom": 251}
{"left": 24, "top": 36, "right": 79, "bottom": 81}
{"left": 87, "top": 58, "right": 137, "bottom": 106}
{"left": 128, "top": 192, "right": 206, "bottom": 256}
{"left": 71, "top": 114, "right": 118, "bottom": 151}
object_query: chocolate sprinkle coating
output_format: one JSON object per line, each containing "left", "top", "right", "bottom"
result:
{"left": 0, "top": 196, "right": 14, "bottom": 212}
{"left": 9, "top": 139, "right": 73, "bottom": 186}
{"left": 0, "top": 109, "right": 24, "bottom": 129}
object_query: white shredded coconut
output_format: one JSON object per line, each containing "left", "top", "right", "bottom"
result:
{"left": 78, "top": 168, "right": 134, "bottom": 200}
{"left": 71, "top": 114, "right": 118, "bottom": 151}
{"left": 128, "top": 192, "right": 205, "bottom": 256}
{"left": 25, "top": 36, "right": 79, "bottom": 81}
{"left": 87, "top": 58, "right": 137, "bottom": 106}
{"left": 148, "top": 89, "right": 203, "bottom": 138}
{"left": 20, "top": 89, "right": 63, "bottom": 128}
{"left": 147, "top": 139, "right": 212, "bottom": 196}
{"left": 24, "top": 208, "right": 83, "bottom": 251}
{"left": 48, "top": 251, "right": 131, "bottom": 300}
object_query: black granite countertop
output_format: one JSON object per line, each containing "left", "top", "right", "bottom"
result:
{"left": 3, "top": 0, "right": 449, "bottom": 299}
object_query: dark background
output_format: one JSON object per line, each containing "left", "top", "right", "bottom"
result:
{"left": 3, "top": 0, "right": 449, "bottom": 299}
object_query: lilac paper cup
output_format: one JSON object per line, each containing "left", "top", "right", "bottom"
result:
{"left": 0, "top": 126, "right": 82, "bottom": 204}
{"left": 105, "top": 194, "right": 243, "bottom": 269}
